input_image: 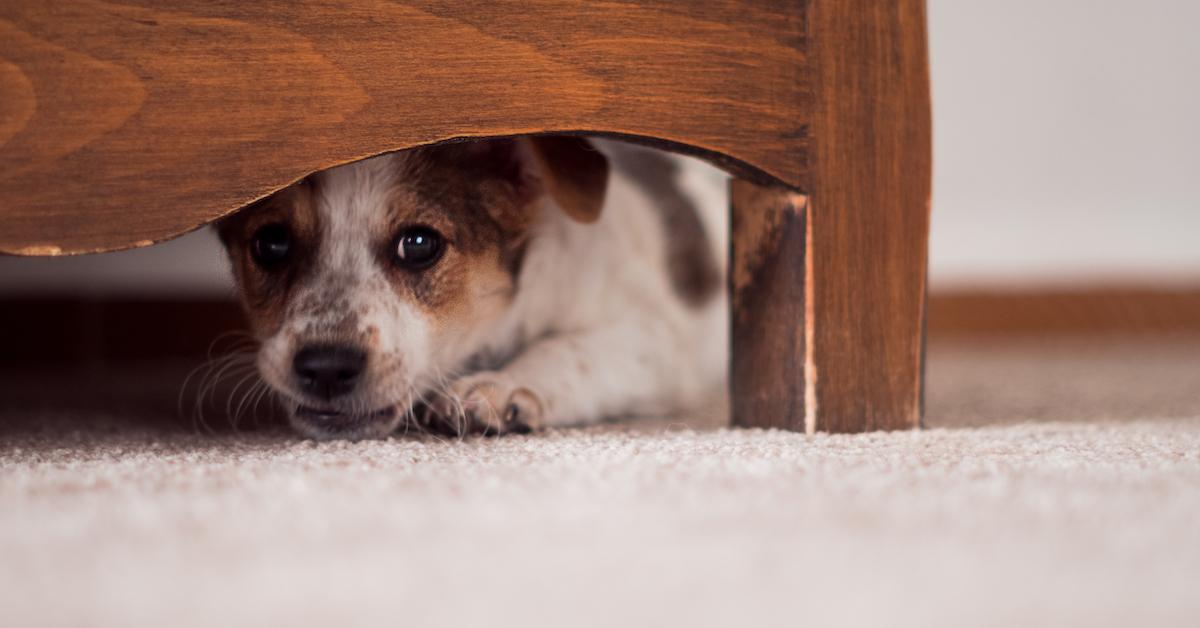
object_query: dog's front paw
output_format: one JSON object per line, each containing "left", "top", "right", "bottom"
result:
{"left": 420, "top": 372, "right": 544, "bottom": 436}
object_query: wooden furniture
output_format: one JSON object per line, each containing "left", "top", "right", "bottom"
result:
{"left": 0, "top": 1, "right": 931, "bottom": 433}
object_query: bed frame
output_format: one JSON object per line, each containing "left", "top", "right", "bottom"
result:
{"left": 0, "top": 1, "right": 931, "bottom": 433}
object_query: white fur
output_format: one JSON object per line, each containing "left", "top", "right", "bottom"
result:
{"left": 465, "top": 140, "right": 729, "bottom": 425}
{"left": 259, "top": 157, "right": 435, "bottom": 418}
{"left": 256, "top": 140, "right": 728, "bottom": 435}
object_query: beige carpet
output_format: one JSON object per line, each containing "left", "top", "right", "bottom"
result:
{"left": 2, "top": 336, "right": 1200, "bottom": 628}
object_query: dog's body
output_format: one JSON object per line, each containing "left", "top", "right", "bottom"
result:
{"left": 219, "top": 138, "right": 727, "bottom": 439}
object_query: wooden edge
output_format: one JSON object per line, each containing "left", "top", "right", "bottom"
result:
{"left": 803, "top": 193, "right": 816, "bottom": 434}
{"left": 929, "top": 287, "right": 1200, "bottom": 339}
{"left": 1, "top": 130, "right": 796, "bottom": 258}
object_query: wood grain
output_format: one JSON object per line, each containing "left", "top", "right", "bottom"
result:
{"left": 2, "top": 0, "right": 934, "bottom": 435}
{"left": 730, "top": 0, "right": 931, "bottom": 433}
{"left": 930, "top": 288, "right": 1200, "bottom": 338}
{"left": 806, "top": 0, "right": 931, "bottom": 432}
{"left": 0, "top": 0, "right": 808, "bottom": 255}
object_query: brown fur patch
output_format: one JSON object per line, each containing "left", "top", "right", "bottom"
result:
{"left": 526, "top": 136, "right": 609, "bottom": 223}
{"left": 219, "top": 140, "right": 578, "bottom": 345}
{"left": 379, "top": 143, "right": 552, "bottom": 312}
{"left": 611, "top": 146, "right": 721, "bottom": 307}
{"left": 216, "top": 179, "right": 320, "bottom": 336}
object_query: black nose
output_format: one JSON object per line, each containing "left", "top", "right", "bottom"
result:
{"left": 292, "top": 344, "right": 367, "bottom": 400}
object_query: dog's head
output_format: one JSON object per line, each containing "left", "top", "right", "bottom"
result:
{"left": 217, "top": 137, "right": 609, "bottom": 439}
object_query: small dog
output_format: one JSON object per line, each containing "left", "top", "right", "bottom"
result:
{"left": 218, "top": 137, "right": 727, "bottom": 439}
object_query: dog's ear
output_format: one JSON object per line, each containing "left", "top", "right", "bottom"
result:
{"left": 523, "top": 136, "right": 609, "bottom": 224}
{"left": 456, "top": 136, "right": 609, "bottom": 225}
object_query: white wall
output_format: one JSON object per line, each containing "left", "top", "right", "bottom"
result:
{"left": 928, "top": 0, "right": 1200, "bottom": 288}
{"left": 2, "top": 0, "right": 1198, "bottom": 295}
{"left": 0, "top": 228, "right": 232, "bottom": 297}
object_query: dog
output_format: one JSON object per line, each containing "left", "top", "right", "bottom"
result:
{"left": 218, "top": 137, "right": 727, "bottom": 440}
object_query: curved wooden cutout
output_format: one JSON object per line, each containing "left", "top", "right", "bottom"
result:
{"left": 0, "top": 0, "right": 808, "bottom": 255}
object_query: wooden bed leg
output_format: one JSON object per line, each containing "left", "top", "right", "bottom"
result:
{"left": 729, "top": 175, "right": 927, "bottom": 434}
{"left": 729, "top": 183, "right": 813, "bottom": 432}
{"left": 730, "top": 0, "right": 932, "bottom": 433}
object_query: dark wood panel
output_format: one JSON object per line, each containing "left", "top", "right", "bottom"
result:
{"left": 0, "top": 0, "right": 808, "bottom": 255}
{"left": 729, "top": 182, "right": 811, "bottom": 432}
{"left": 0, "top": 297, "right": 247, "bottom": 365}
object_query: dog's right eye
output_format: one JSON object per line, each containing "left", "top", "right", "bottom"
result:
{"left": 251, "top": 224, "right": 291, "bottom": 269}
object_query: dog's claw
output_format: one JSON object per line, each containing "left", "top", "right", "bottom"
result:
{"left": 415, "top": 373, "right": 544, "bottom": 437}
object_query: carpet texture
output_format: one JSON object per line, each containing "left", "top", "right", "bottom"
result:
{"left": 2, "top": 336, "right": 1199, "bottom": 628}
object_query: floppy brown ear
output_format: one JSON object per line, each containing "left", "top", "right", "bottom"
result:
{"left": 440, "top": 136, "right": 609, "bottom": 226}
{"left": 525, "top": 136, "right": 610, "bottom": 224}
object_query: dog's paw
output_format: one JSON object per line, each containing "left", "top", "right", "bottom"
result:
{"left": 419, "top": 372, "right": 544, "bottom": 436}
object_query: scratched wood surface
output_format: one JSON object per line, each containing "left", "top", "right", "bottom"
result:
{"left": 731, "top": 0, "right": 931, "bottom": 433}
{"left": 0, "top": 0, "right": 807, "bottom": 255}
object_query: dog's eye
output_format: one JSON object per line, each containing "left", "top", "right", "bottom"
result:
{"left": 251, "top": 224, "right": 291, "bottom": 269}
{"left": 393, "top": 226, "right": 444, "bottom": 270}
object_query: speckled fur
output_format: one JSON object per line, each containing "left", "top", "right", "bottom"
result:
{"left": 220, "top": 139, "right": 727, "bottom": 439}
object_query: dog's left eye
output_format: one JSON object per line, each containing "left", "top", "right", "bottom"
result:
{"left": 393, "top": 226, "right": 445, "bottom": 270}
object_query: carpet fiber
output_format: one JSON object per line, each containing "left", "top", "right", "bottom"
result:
{"left": 2, "top": 336, "right": 1199, "bottom": 627}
